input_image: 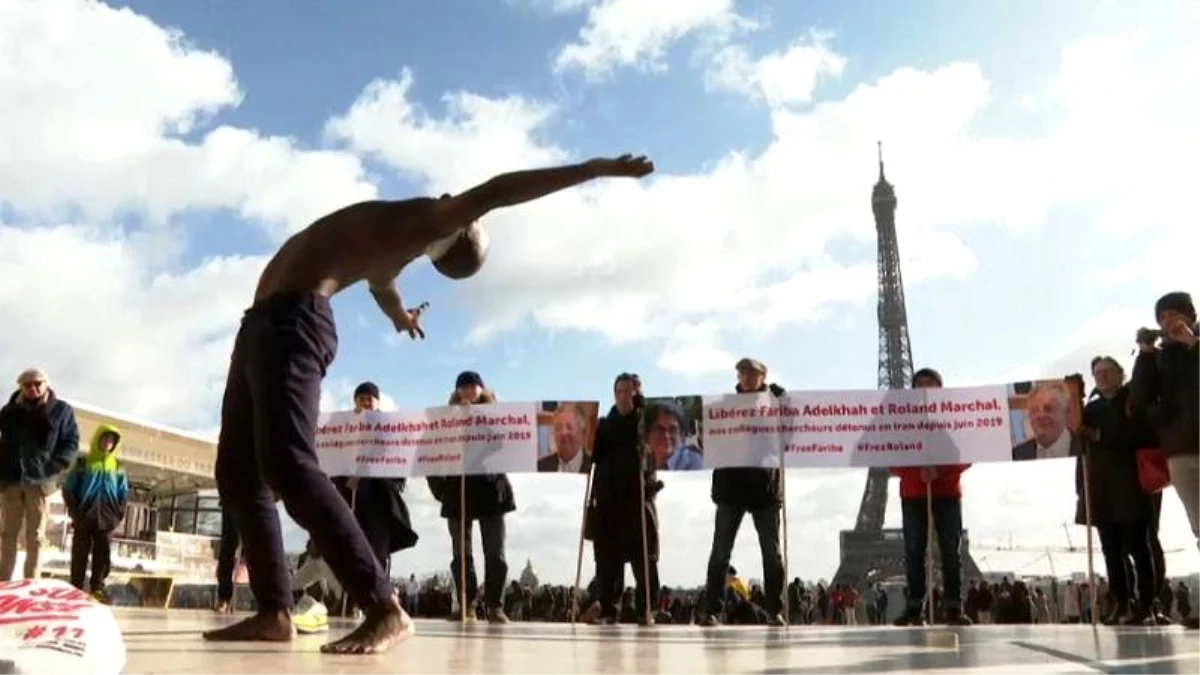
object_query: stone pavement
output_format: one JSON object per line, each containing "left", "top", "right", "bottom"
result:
{"left": 118, "top": 609, "right": 1200, "bottom": 674}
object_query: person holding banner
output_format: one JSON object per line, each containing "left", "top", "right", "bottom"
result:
{"left": 589, "top": 372, "right": 661, "bottom": 626}
{"left": 426, "top": 372, "right": 515, "bottom": 624}
{"left": 1077, "top": 356, "right": 1162, "bottom": 626}
{"left": 205, "top": 153, "right": 654, "bottom": 654}
{"left": 699, "top": 358, "right": 786, "bottom": 627}
{"left": 1129, "top": 291, "right": 1199, "bottom": 631}
{"left": 891, "top": 368, "right": 973, "bottom": 626}
{"left": 644, "top": 401, "right": 703, "bottom": 471}
{"left": 331, "top": 382, "right": 418, "bottom": 617}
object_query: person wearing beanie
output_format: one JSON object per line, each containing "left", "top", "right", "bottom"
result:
{"left": 891, "top": 367, "right": 972, "bottom": 626}
{"left": 0, "top": 368, "right": 79, "bottom": 581}
{"left": 329, "top": 382, "right": 418, "bottom": 617}
{"left": 426, "top": 371, "right": 515, "bottom": 624}
{"left": 1130, "top": 291, "right": 1199, "bottom": 631}
{"left": 699, "top": 358, "right": 786, "bottom": 627}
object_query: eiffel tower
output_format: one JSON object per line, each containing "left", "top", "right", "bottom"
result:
{"left": 830, "top": 143, "right": 982, "bottom": 589}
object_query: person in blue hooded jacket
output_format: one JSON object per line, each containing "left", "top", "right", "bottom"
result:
{"left": 62, "top": 424, "right": 129, "bottom": 602}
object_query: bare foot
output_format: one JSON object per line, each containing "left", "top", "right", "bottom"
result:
{"left": 320, "top": 595, "right": 413, "bottom": 655}
{"left": 203, "top": 610, "right": 295, "bottom": 642}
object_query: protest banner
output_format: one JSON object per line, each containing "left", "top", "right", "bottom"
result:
{"left": 1005, "top": 376, "right": 1085, "bottom": 462}
{"left": 313, "top": 375, "right": 1084, "bottom": 474}
{"left": 641, "top": 396, "right": 706, "bottom": 471}
{"left": 701, "top": 392, "right": 782, "bottom": 470}
{"left": 536, "top": 401, "right": 600, "bottom": 474}
{"left": 780, "top": 385, "right": 1014, "bottom": 468}
{"left": 316, "top": 402, "right": 547, "bottom": 477}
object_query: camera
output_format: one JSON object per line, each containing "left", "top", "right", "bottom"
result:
{"left": 1137, "top": 327, "right": 1162, "bottom": 345}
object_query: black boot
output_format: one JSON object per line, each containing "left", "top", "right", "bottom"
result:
{"left": 1102, "top": 603, "right": 1131, "bottom": 626}
{"left": 893, "top": 607, "right": 926, "bottom": 626}
{"left": 944, "top": 608, "right": 973, "bottom": 626}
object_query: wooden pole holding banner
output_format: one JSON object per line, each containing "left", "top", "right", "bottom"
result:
{"left": 780, "top": 453, "right": 792, "bottom": 627}
{"left": 926, "top": 482, "right": 935, "bottom": 625}
{"left": 1082, "top": 448, "right": 1098, "bottom": 625}
{"left": 635, "top": 393, "right": 653, "bottom": 625}
{"left": 341, "top": 485, "right": 358, "bottom": 618}
{"left": 571, "top": 464, "right": 595, "bottom": 624}
{"left": 459, "top": 474, "right": 469, "bottom": 623}
{"left": 637, "top": 458, "right": 652, "bottom": 625}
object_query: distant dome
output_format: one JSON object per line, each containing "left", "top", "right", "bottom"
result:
{"left": 519, "top": 558, "right": 539, "bottom": 589}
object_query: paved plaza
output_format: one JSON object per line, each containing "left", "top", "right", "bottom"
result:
{"left": 116, "top": 609, "right": 1199, "bottom": 674}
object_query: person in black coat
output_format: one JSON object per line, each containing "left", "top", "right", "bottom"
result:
{"left": 587, "top": 372, "right": 661, "bottom": 625}
{"left": 1078, "top": 356, "right": 1161, "bottom": 625}
{"left": 426, "top": 371, "right": 515, "bottom": 624}
{"left": 699, "top": 358, "right": 786, "bottom": 627}
{"left": 332, "top": 382, "right": 419, "bottom": 573}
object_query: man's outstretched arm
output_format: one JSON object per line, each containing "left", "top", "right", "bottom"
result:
{"left": 430, "top": 154, "right": 653, "bottom": 236}
{"left": 369, "top": 278, "right": 425, "bottom": 339}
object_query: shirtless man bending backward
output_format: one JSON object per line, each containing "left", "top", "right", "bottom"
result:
{"left": 202, "top": 154, "right": 655, "bottom": 654}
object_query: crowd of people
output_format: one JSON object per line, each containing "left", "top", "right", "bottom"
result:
{"left": 0, "top": 289, "right": 1194, "bottom": 643}
{"left": 221, "top": 290, "right": 1198, "bottom": 636}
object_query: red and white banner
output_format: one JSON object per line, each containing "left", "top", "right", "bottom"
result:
{"left": 315, "top": 378, "right": 1081, "bottom": 475}
{"left": 316, "top": 402, "right": 540, "bottom": 477}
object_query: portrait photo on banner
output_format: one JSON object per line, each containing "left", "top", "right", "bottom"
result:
{"left": 642, "top": 396, "right": 705, "bottom": 471}
{"left": 535, "top": 400, "right": 599, "bottom": 474}
{"left": 1006, "top": 375, "right": 1085, "bottom": 462}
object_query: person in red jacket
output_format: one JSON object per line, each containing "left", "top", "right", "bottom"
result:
{"left": 892, "top": 368, "right": 973, "bottom": 626}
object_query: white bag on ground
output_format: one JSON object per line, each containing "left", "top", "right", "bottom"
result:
{"left": 0, "top": 579, "right": 125, "bottom": 675}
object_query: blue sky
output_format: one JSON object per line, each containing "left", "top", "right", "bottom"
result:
{"left": 1, "top": 0, "right": 1197, "bottom": 586}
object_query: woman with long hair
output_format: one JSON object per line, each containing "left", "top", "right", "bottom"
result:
{"left": 426, "top": 371, "right": 516, "bottom": 623}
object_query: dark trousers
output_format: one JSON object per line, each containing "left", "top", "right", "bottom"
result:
{"left": 215, "top": 509, "right": 239, "bottom": 603}
{"left": 595, "top": 546, "right": 659, "bottom": 618}
{"left": 1149, "top": 494, "right": 1167, "bottom": 596}
{"left": 343, "top": 480, "right": 391, "bottom": 574}
{"left": 901, "top": 496, "right": 963, "bottom": 610}
{"left": 215, "top": 292, "right": 390, "bottom": 612}
{"left": 69, "top": 525, "right": 111, "bottom": 592}
{"left": 448, "top": 516, "right": 507, "bottom": 608}
{"left": 1097, "top": 522, "right": 1156, "bottom": 613}
{"left": 704, "top": 503, "right": 784, "bottom": 615}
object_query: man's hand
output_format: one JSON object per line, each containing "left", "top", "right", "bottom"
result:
{"left": 394, "top": 303, "right": 427, "bottom": 340}
{"left": 585, "top": 154, "right": 654, "bottom": 179}
{"left": 1165, "top": 319, "right": 1198, "bottom": 348}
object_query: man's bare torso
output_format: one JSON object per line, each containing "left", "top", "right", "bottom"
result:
{"left": 253, "top": 198, "right": 437, "bottom": 302}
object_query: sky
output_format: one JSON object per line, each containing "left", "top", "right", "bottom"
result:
{"left": 1, "top": 0, "right": 1198, "bottom": 588}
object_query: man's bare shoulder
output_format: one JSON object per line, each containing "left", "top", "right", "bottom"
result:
{"left": 312, "top": 197, "right": 439, "bottom": 232}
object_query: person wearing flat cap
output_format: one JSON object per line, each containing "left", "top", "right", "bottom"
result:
{"left": 0, "top": 367, "right": 80, "bottom": 581}
{"left": 700, "top": 358, "right": 787, "bottom": 626}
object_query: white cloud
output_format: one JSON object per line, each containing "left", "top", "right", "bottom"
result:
{"left": 0, "top": 0, "right": 376, "bottom": 238}
{"left": 326, "top": 19, "right": 1199, "bottom": 378}
{"left": 0, "top": 0, "right": 384, "bottom": 429}
{"left": 706, "top": 33, "right": 847, "bottom": 107}
{"left": 656, "top": 321, "right": 736, "bottom": 377}
{"left": 0, "top": 223, "right": 265, "bottom": 430}
{"left": 323, "top": 60, "right": 992, "bottom": 375}
{"left": 553, "top": 0, "right": 754, "bottom": 78}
